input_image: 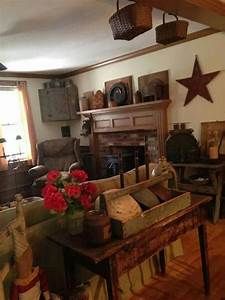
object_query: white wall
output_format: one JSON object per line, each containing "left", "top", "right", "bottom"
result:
{"left": 0, "top": 77, "right": 81, "bottom": 143}
{"left": 72, "top": 32, "right": 225, "bottom": 145}
{"left": 1, "top": 32, "right": 224, "bottom": 145}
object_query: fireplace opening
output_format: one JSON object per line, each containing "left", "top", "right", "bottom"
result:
{"left": 97, "top": 130, "right": 159, "bottom": 178}
{"left": 103, "top": 146, "right": 145, "bottom": 178}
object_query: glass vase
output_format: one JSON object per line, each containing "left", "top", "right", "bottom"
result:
{"left": 66, "top": 210, "right": 84, "bottom": 236}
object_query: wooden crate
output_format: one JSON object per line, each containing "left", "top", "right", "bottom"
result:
{"left": 111, "top": 189, "right": 191, "bottom": 238}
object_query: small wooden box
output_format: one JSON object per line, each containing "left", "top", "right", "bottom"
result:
{"left": 111, "top": 189, "right": 191, "bottom": 239}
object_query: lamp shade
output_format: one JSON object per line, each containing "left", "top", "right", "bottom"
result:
{"left": 0, "top": 138, "right": 6, "bottom": 144}
{"left": 0, "top": 63, "right": 7, "bottom": 71}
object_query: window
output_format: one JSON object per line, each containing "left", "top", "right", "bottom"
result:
{"left": 0, "top": 87, "right": 32, "bottom": 162}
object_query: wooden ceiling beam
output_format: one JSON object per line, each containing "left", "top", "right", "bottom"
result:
{"left": 186, "top": 0, "right": 225, "bottom": 16}
{"left": 145, "top": 0, "right": 225, "bottom": 31}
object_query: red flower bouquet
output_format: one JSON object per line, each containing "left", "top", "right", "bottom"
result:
{"left": 42, "top": 169, "right": 97, "bottom": 215}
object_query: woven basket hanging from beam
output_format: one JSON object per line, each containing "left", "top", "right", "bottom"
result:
{"left": 155, "top": 12, "right": 189, "bottom": 45}
{"left": 109, "top": 0, "right": 152, "bottom": 41}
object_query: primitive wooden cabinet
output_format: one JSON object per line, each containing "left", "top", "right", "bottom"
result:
{"left": 39, "top": 85, "right": 79, "bottom": 122}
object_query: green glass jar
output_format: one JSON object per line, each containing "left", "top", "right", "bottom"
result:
{"left": 67, "top": 210, "right": 84, "bottom": 235}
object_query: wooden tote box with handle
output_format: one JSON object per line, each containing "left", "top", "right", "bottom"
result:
{"left": 100, "top": 174, "right": 191, "bottom": 239}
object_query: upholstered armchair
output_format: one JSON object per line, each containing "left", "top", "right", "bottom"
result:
{"left": 29, "top": 137, "right": 82, "bottom": 195}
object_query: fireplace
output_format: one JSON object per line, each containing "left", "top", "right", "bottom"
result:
{"left": 97, "top": 131, "right": 158, "bottom": 178}
{"left": 103, "top": 145, "right": 145, "bottom": 178}
{"left": 79, "top": 100, "right": 170, "bottom": 179}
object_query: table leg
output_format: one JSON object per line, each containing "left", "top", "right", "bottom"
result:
{"left": 105, "top": 258, "right": 120, "bottom": 300}
{"left": 198, "top": 224, "right": 210, "bottom": 295}
{"left": 213, "top": 172, "right": 223, "bottom": 223}
{"left": 159, "top": 248, "right": 166, "bottom": 275}
{"left": 62, "top": 248, "right": 74, "bottom": 299}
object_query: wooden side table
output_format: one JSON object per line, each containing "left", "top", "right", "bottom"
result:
{"left": 0, "top": 163, "right": 32, "bottom": 205}
{"left": 172, "top": 162, "right": 225, "bottom": 223}
{"left": 49, "top": 194, "right": 212, "bottom": 300}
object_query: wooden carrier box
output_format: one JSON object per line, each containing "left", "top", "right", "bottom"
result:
{"left": 101, "top": 173, "right": 191, "bottom": 239}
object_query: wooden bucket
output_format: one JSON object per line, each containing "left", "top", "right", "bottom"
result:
{"left": 156, "top": 13, "right": 188, "bottom": 45}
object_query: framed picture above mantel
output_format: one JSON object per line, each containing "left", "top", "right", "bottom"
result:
{"left": 138, "top": 70, "right": 169, "bottom": 102}
{"left": 105, "top": 76, "right": 133, "bottom": 108}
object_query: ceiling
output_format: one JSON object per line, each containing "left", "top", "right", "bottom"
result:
{"left": 0, "top": 0, "right": 208, "bottom": 75}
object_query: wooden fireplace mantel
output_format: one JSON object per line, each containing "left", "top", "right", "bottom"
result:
{"left": 78, "top": 100, "right": 171, "bottom": 134}
{"left": 78, "top": 100, "right": 171, "bottom": 117}
{"left": 86, "top": 100, "right": 171, "bottom": 177}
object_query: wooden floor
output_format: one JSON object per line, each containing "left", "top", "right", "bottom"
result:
{"left": 131, "top": 219, "right": 225, "bottom": 300}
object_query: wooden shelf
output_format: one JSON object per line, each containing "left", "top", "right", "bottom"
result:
{"left": 173, "top": 162, "right": 224, "bottom": 222}
{"left": 173, "top": 162, "right": 225, "bottom": 170}
{"left": 178, "top": 183, "right": 216, "bottom": 195}
{"left": 77, "top": 100, "right": 171, "bottom": 117}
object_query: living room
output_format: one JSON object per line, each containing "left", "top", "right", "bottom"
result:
{"left": 0, "top": 1, "right": 225, "bottom": 299}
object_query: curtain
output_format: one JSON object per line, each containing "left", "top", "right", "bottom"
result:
{"left": 0, "top": 85, "right": 11, "bottom": 171}
{"left": 17, "top": 81, "right": 37, "bottom": 165}
{"left": 0, "top": 80, "right": 37, "bottom": 170}
{"left": 0, "top": 139, "right": 8, "bottom": 171}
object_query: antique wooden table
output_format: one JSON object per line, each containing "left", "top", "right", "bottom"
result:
{"left": 172, "top": 162, "right": 225, "bottom": 223}
{"left": 49, "top": 194, "right": 212, "bottom": 300}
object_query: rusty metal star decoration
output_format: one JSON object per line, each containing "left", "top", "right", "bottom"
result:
{"left": 177, "top": 56, "right": 220, "bottom": 106}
